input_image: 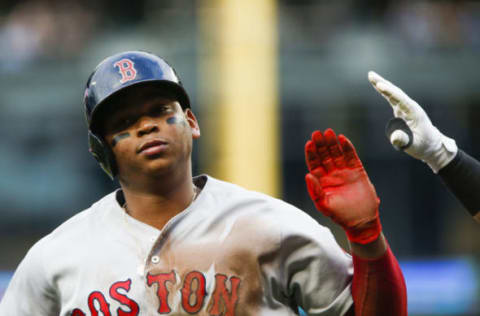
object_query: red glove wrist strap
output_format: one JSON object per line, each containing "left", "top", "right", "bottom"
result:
{"left": 345, "top": 215, "right": 382, "bottom": 244}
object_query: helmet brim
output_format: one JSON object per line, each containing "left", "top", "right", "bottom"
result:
{"left": 89, "top": 80, "right": 191, "bottom": 136}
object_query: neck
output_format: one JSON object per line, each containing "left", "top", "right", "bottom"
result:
{"left": 119, "top": 170, "right": 197, "bottom": 230}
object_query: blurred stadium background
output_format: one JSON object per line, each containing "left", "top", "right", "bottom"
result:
{"left": 0, "top": 0, "right": 480, "bottom": 315}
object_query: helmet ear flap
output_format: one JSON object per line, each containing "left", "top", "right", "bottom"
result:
{"left": 88, "top": 132, "right": 117, "bottom": 179}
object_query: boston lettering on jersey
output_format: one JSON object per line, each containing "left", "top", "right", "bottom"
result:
{"left": 71, "top": 270, "right": 241, "bottom": 316}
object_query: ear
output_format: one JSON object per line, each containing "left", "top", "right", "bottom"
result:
{"left": 185, "top": 109, "right": 201, "bottom": 139}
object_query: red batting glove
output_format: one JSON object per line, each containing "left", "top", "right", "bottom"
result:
{"left": 305, "top": 129, "right": 382, "bottom": 244}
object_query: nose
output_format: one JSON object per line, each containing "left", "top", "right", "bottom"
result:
{"left": 137, "top": 116, "right": 159, "bottom": 137}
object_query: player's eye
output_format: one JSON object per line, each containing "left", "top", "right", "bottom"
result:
{"left": 149, "top": 104, "right": 171, "bottom": 117}
{"left": 111, "top": 117, "right": 135, "bottom": 132}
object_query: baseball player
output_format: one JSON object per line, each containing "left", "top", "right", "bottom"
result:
{"left": 368, "top": 71, "right": 480, "bottom": 223}
{"left": 0, "top": 51, "right": 406, "bottom": 316}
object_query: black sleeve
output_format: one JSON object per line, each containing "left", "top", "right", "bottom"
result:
{"left": 438, "top": 150, "right": 480, "bottom": 217}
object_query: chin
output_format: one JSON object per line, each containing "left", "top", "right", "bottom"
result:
{"left": 120, "top": 154, "right": 188, "bottom": 179}
{"left": 144, "top": 158, "right": 183, "bottom": 177}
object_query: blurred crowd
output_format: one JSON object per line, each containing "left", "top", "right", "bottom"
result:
{"left": 0, "top": 0, "right": 97, "bottom": 71}
{"left": 0, "top": 1, "right": 479, "bottom": 68}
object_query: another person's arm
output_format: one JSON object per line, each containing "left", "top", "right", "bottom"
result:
{"left": 305, "top": 129, "right": 407, "bottom": 315}
{"left": 368, "top": 71, "right": 480, "bottom": 222}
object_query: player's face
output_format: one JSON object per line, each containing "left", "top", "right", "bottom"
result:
{"left": 102, "top": 88, "right": 200, "bottom": 180}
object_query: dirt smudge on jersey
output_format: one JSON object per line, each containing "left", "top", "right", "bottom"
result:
{"left": 145, "top": 214, "right": 281, "bottom": 316}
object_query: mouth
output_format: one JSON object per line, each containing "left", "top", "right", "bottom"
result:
{"left": 137, "top": 139, "right": 169, "bottom": 155}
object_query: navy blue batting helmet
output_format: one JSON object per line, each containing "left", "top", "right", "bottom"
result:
{"left": 83, "top": 51, "right": 191, "bottom": 178}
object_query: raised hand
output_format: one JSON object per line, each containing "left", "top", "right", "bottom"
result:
{"left": 305, "top": 129, "right": 381, "bottom": 244}
{"left": 368, "top": 71, "right": 457, "bottom": 172}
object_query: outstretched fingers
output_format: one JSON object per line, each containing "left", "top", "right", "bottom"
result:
{"left": 368, "top": 71, "right": 391, "bottom": 95}
{"left": 368, "top": 71, "right": 416, "bottom": 120}
{"left": 377, "top": 82, "right": 415, "bottom": 118}
{"left": 312, "top": 130, "right": 332, "bottom": 172}
{"left": 305, "top": 140, "right": 323, "bottom": 173}
{"left": 324, "top": 128, "right": 346, "bottom": 169}
{"left": 338, "top": 134, "right": 362, "bottom": 168}
{"left": 307, "top": 129, "right": 352, "bottom": 173}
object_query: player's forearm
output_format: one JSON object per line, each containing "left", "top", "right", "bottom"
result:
{"left": 349, "top": 232, "right": 387, "bottom": 259}
{"left": 350, "top": 235, "right": 407, "bottom": 316}
{"left": 438, "top": 149, "right": 480, "bottom": 222}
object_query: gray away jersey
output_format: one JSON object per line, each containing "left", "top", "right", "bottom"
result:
{"left": 0, "top": 175, "right": 353, "bottom": 316}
